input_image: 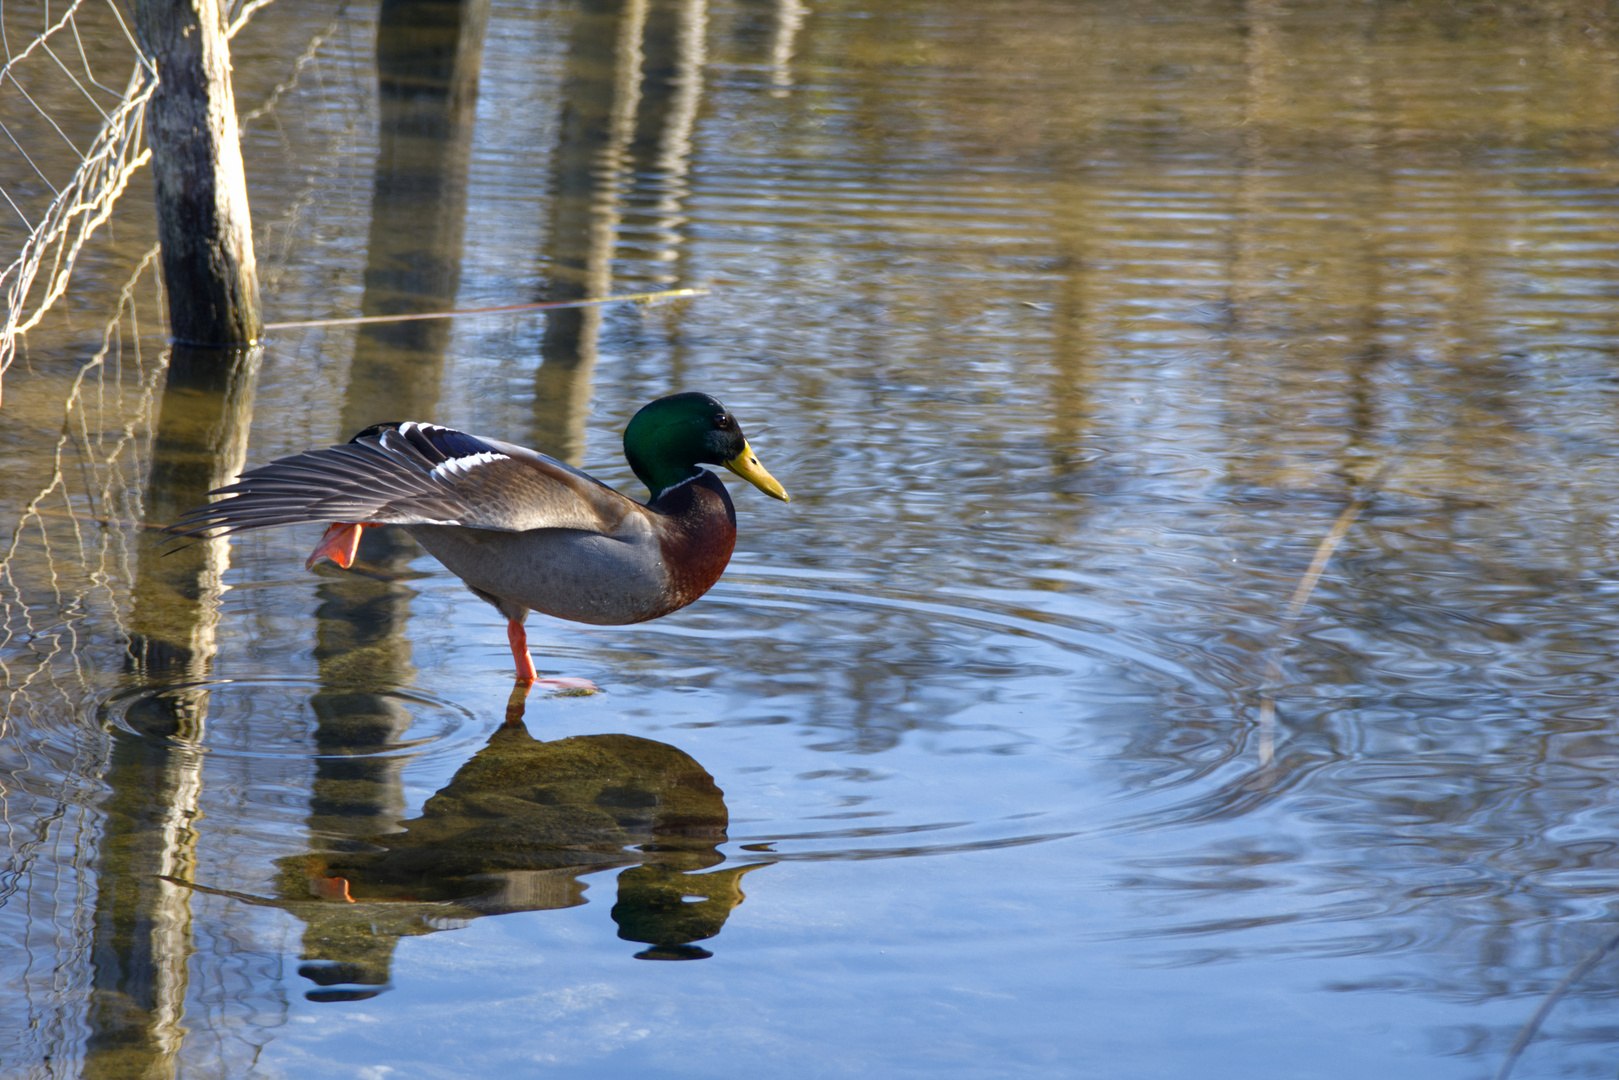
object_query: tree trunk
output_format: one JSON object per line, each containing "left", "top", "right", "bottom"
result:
{"left": 134, "top": 0, "right": 262, "bottom": 345}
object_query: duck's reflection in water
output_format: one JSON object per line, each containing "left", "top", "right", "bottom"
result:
{"left": 178, "top": 708, "right": 767, "bottom": 1000}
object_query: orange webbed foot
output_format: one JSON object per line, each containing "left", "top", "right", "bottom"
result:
{"left": 507, "top": 620, "right": 596, "bottom": 694}
{"left": 306, "top": 523, "right": 365, "bottom": 569}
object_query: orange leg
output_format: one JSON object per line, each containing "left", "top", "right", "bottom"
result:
{"left": 306, "top": 522, "right": 365, "bottom": 570}
{"left": 506, "top": 619, "right": 597, "bottom": 692}
{"left": 508, "top": 618, "right": 538, "bottom": 683}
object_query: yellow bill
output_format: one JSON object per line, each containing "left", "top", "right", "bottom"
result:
{"left": 724, "top": 441, "right": 790, "bottom": 501}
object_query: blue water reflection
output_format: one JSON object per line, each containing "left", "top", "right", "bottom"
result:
{"left": 8, "top": 0, "right": 1619, "bottom": 1076}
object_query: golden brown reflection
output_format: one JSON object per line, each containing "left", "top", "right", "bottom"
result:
{"left": 339, "top": 0, "right": 489, "bottom": 430}
{"left": 532, "top": 0, "right": 709, "bottom": 458}
{"left": 297, "top": 0, "right": 494, "bottom": 906}
{"left": 173, "top": 704, "right": 765, "bottom": 999}
{"left": 532, "top": 0, "right": 643, "bottom": 460}
{"left": 125, "top": 345, "right": 261, "bottom": 688}
{"left": 88, "top": 344, "right": 261, "bottom": 1080}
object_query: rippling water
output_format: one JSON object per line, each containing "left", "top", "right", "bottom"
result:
{"left": 6, "top": 0, "right": 1619, "bottom": 1076}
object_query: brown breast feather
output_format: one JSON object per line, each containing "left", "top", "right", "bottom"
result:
{"left": 649, "top": 472, "right": 738, "bottom": 614}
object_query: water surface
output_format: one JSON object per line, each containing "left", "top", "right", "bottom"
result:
{"left": 6, "top": 0, "right": 1619, "bottom": 1076}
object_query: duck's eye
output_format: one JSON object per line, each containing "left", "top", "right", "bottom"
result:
{"left": 715, "top": 415, "right": 732, "bottom": 429}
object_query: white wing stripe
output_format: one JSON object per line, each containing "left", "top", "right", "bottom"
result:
{"left": 430, "top": 451, "right": 509, "bottom": 479}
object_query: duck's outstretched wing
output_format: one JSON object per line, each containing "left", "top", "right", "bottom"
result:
{"left": 167, "top": 422, "right": 636, "bottom": 538}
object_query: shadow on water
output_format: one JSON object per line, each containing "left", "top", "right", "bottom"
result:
{"left": 174, "top": 699, "right": 766, "bottom": 1000}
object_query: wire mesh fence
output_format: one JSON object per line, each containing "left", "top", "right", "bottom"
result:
{"left": 0, "top": 0, "right": 156, "bottom": 404}
{"left": 0, "top": 0, "right": 286, "bottom": 405}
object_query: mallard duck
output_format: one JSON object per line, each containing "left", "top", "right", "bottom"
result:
{"left": 169, "top": 392, "right": 788, "bottom": 683}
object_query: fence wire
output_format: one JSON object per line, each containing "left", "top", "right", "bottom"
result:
{"left": 0, "top": 0, "right": 283, "bottom": 407}
{"left": 0, "top": 0, "right": 156, "bottom": 406}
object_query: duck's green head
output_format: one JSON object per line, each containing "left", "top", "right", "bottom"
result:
{"left": 624, "top": 392, "right": 790, "bottom": 502}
